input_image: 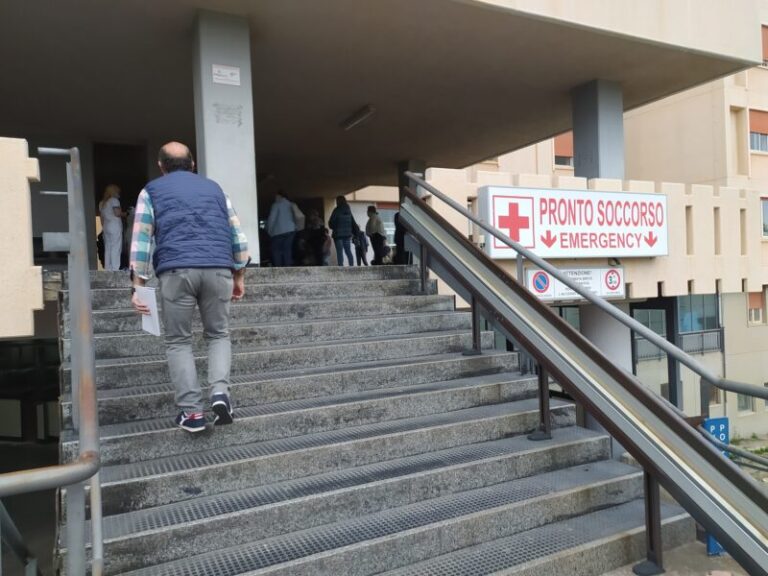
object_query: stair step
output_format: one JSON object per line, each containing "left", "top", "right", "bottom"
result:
{"left": 63, "top": 373, "right": 536, "bottom": 465}
{"left": 72, "top": 265, "right": 421, "bottom": 290}
{"left": 68, "top": 294, "right": 455, "bottom": 336}
{"left": 62, "top": 351, "right": 519, "bottom": 427}
{"left": 380, "top": 500, "right": 693, "bottom": 576}
{"left": 81, "top": 429, "right": 610, "bottom": 574}
{"left": 62, "top": 311, "right": 471, "bottom": 362}
{"left": 114, "top": 460, "right": 642, "bottom": 576}
{"left": 97, "top": 399, "right": 576, "bottom": 515}
{"left": 62, "top": 278, "right": 437, "bottom": 311}
{"left": 62, "top": 330, "right": 496, "bottom": 390}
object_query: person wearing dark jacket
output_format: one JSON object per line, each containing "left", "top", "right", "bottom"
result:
{"left": 328, "top": 196, "right": 357, "bottom": 266}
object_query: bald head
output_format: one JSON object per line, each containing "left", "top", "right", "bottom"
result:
{"left": 158, "top": 141, "right": 195, "bottom": 174}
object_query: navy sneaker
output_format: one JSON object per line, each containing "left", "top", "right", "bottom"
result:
{"left": 175, "top": 411, "right": 206, "bottom": 433}
{"left": 211, "top": 392, "right": 234, "bottom": 425}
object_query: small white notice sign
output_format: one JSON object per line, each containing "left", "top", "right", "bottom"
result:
{"left": 525, "top": 267, "right": 625, "bottom": 302}
{"left": 212, "top": 64, "right": 241, "bottom": 86}
{"left": 135, "top": 286, "right": 161, "bottom": 336}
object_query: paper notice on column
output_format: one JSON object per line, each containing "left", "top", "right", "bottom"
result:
{"left": 135, "top": 286, "right": 161, "bottom": 336}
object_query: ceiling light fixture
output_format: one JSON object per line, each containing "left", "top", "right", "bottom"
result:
{"left": 340, "top": 104, "right": 376, "bottom": 131}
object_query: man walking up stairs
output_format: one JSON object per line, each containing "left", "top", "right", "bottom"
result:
{"left": 129, "top": 142, "right": 249, "bottom": 433}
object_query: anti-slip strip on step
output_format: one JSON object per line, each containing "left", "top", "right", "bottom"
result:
{"left": 65, "top": 330, "right": 486, "bottom": 370}
{"left": 118, "top": 460, "right": 636, "bottom": 576}
{"left": 100, "top": 399, "right": 570, "bottom": 484}
{"left": 96, "top": 428, "right": 604, "bottom": 541}
{"left": 383, "top": 500, "right": 686, "bottom": 576}
{"left": 69, "top": 373, "right": 521, "bottom": 440}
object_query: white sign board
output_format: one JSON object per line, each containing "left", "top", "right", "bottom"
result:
{"left": 526, "top": 267, "right": 625, "bottom": 302}
{"left": 478, "top": 186, "right": 668, "bottom": 258}
{"left": 212, "top": 64, "right": 241, "bottom": 86}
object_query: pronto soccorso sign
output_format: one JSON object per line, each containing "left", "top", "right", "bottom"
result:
{"left": 477, "top": 186, "right": 668, "bottom": 259}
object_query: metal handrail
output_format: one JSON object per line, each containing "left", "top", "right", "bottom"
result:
{"left": 0, "top": 147, "right": 102, "bottom": 576}
{"left": 399, "top": 184, "right": 768, "bottom": 575}
{"left": 405, "top": 171, "right": 768, "bottom": 403}
{"left": 0, "top": 500, "right": 42, "bottom": 575}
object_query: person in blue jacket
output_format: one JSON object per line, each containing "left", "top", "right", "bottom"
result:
{"left": 328, "top": 196, "right": 358, "bottom": 266}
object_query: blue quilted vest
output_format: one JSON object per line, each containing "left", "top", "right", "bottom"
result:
{"left": 145, "top": 171, "right": 234, "bottom": 276}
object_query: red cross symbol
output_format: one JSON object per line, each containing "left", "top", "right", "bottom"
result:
{"left": 498, "top": 202, "right": 530, "bottom": 242}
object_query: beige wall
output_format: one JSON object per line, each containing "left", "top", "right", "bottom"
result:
{"left": 721, "top": 292, "right": 768, "bottom": 437}
{"left": 468, "top": 0, "right": 761, "bottom": 65}
{"left": 0, "top": 138, "right": 43, "bottom": 338}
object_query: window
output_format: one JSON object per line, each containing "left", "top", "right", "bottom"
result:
{"left": 762, "top": 25, "right": 768, "bottom": 67}
{"left": 553, "top": 132, "right": 574, "bottom": 167}
{"left": 748, "top": 290, "right": 766, "bottom": 324}
{"left": 677, "top": 294, "right": 719, "bottom": 333}
{"left": 557, "top": 306, "right": 580, "bottom": 330}
{"left": 750, "top": 132, "right": 768, "bottom": 151}
{"left": 737, "top": 393, "right": 755, "bottom": 413}
{"left": 750, "top": 110, "right": 768, "bottom": 151}
{"left": 633, "top": 309, "right": 666, "bottom": 336}
{"left": 762, "top": 198, "right": 768, "bottom": 237}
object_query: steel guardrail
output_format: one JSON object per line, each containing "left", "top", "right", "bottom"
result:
{"left": 400, "top": 182, "right": 768, "bottom": 575}
{"left": 0, "top": 147, "right": 103, "bottom": 576}
{"left": 404, "top": 171, "right": 768, "bottom": 405}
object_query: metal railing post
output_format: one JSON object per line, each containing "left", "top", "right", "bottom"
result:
{"left": 633, "top": 470, "right": 664, "bottom": 576}
{"left": 65, "top": 483, "right": 86, "bottom": 576}
{"left": 463, "top": 295, "right": 483, "bottom": 356}
{"left": 419, "top": 243, "right": 428, "bottom": 293}
{"left": 528, "top": 365, "right": 552, "bottom": 441}
{"left": 90, "top": 473, "right": 104, "bottom": 576}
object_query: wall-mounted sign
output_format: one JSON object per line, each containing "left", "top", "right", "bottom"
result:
{"left": 212, "top": 64, "right": 241, "bottom": 86}
{"left": 478, "top": 186, "right": 668, "bottom": 258}
{"left": 525, "top": 267, "right": 625, "bottom": 302}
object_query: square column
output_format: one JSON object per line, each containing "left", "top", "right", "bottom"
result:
{"left": 571, "top": 80, "right": 625, "bottom": 180}
{"left": 193, "top": 11, "right": 259, "bottom": 263}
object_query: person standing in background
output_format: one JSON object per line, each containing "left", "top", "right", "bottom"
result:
{"left": 328, "top": 196, "right": 357, "bottom": 266}
{"left": 354, "top": 227, "right": 369, "bottom": 266}
{"left": 266, "top": 190, "right": 297, "bottom": 267}
{"left": 99, "top": 184, "right": 126, "bottom": 271}
{"left": 366, "top": 205, "right": 387, "bottom": 265}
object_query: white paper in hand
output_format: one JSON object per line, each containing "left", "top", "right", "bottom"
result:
{"left": 135, "top": 286, "right": 161, "bottom": 336}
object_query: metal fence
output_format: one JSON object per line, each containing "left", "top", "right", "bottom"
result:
{"left": 0, "top": 147, "right": 103, "bottom": 576}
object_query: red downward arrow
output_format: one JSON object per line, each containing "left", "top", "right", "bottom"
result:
{"left": 644, "top": 231, "right": 658, "bottom": 247}
{"left": 541, "top": 230, "right": 557, "bottom": 248}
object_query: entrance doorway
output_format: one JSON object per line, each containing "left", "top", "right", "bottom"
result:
{"left": 93, "top": 143, "right": 148, "bottom": 268}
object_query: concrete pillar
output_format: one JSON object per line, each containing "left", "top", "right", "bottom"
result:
{"left": 580, "top": 302, "right": 632, "bottom": 458}
{"left": 398, "top": 159, "right": 426, "bottom": 200}
{"left": 571, "top": 80, "right": 624, "bottom": 180}
{"left": 193, "top": 11, "right": 259, "bottom": 263}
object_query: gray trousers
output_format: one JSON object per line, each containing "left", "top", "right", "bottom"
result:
{"left": 159, "top": 268, "right": 233, "bottom": 413}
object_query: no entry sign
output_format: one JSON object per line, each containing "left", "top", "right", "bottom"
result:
{"left": 478, "top": 186, "right": 668, "bottom": 259}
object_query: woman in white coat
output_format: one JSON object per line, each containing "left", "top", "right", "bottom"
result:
{"left": 99, "top": 184, "right": 126, "bottom": 270}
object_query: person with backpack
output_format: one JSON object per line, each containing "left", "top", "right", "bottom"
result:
{"left": 328, "top": 195, "right": 358, "bottom": 266}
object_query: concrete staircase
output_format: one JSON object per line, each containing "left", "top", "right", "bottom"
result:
{"left": 56, "top": 265, "right": 692, "bottom": 575}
